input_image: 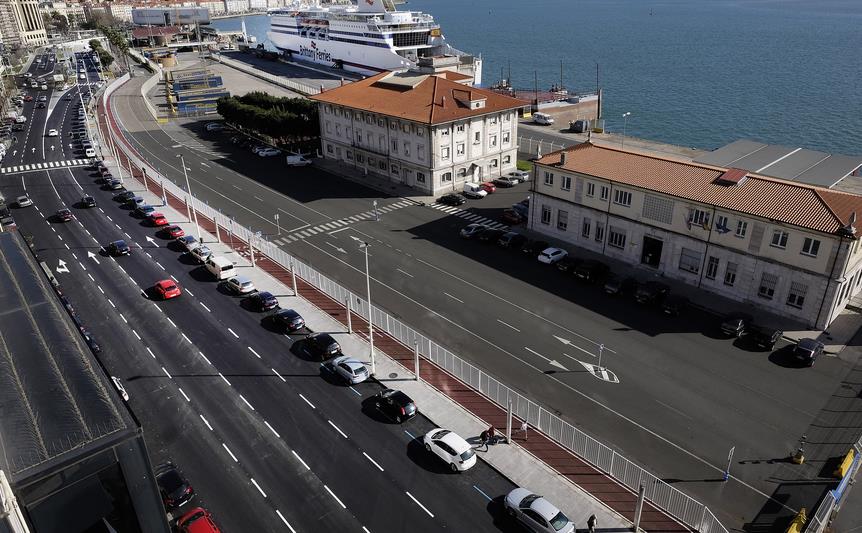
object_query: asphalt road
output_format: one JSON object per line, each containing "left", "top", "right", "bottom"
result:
{"left": 1, "top": 58, "right": 521, "bottom": 532}
{"left": 101, "top": 65, "right": 862, "bottom": 528}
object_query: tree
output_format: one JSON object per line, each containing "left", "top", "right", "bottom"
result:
{"left": 88, "top": 39, "right": 102, "bottom": 52}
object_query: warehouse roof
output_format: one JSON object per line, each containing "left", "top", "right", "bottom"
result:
{"left": 536, "top": 142, "right": 862, "bottom": 237}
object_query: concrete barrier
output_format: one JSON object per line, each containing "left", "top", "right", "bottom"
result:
{"left": 833, "top": 449, "right": 855, "bottom": 478}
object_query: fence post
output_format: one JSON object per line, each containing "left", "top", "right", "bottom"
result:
{"left": 142, "top": 167, "right": 149, "bottom": 191}
{"left": 346, "top": 296, "right": 352, "bottom": 333}
{"left": 214, "top": 212, "right": 220, "bottom": 243}
{"left": 414, "top": 341, "right": 420, "bottom": 381}
{"left": 506, "top": 399, "right": 512, "bottom": 444}
{"left": 290, "top": 257, "right": 298, "bottom": 296}
{"left": 633, "top": 484, "right": 645, "bottom": 532}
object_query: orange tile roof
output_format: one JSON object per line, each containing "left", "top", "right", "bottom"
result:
{"left": 310, "top": 71, "right": 529, "bottom": 125}
{"left": 536, "top": 142, "right": 862, "bottom": 237}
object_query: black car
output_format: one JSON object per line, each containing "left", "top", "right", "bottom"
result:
{"left": 746, "top": 324, "right": 783, "bottom": 350}
{"left": 793, "top": 338, "right": 825, "bottom": 366}
{"left": 634, "top": 281, "right": 670, "bottom": 304}
{"left": 80, "top": 327, "right": 101, "bottom": 353}
{"left": 661, "top": 295, "right": 688, "bottom": 316}
{"left": 304, "top": 332, "right": 341, "bottom": 359}
{"left": 720, "top": 312, "right": 754, "bottom": 337}
{"left": 438, "top": 193, "right": 466, "bottom": 206}
{"left": 270, "top": 308, "right": 305, "bottom": 331}
{"left": 520, "top": 239, "right": 549, "bottom": 256}
{"left": 575, "top": 260, "right": 610, "bottom": 283}
{"left": 555, "top": 256, "right": 583, "bottom": 274}
{"left": 497, "top": 231, "right": 527, "bottom": 249}
{"left": 114, "top": 191, "right": 136, "bottom": 202}
{"left": 477, "top": 228, "right": 506, "bottom": 243}
{"left": 604, "top": 275, "right": 638, "bottom": 296}
{"left": 373, "top": 389, "right": 417, "bottom": 423}
{"left": 106, "top": 239, "right": 130, "bottom": 256}
{"left": 108, "top": 179, "right": 123, "bottom": 190}
{"left": 249, "top": 291, "right": 279, "bottom": 311}
{"left": 155, "top": 462, "right": 195, "bottom": 510}
{"left": 36, "top": 102, "right": 45, "bottom": 109}
{"left": 81, "top": 195, "right": 96, "bottom": 207}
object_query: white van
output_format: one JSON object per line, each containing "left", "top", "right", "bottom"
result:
{"left": 286, "top": 155, "right": 312, "bottom": 166}
{"left": 462, "top": 182, "right": 488, "bottom": 199}
{"left": 533, "top": 112, "right": 555, "bottom": 126}
{"left": 205, "top": 255, "right": 236, "bottom": 280}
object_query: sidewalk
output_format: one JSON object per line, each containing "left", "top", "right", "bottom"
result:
{"left": 99, "top": 92, "right": 693, "bottom": 532}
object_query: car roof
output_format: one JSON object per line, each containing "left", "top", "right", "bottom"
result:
{"left": 112, "top": 239, "right": 127, "bottom": 246}
{"left": 383, "top": 389, "right": 413, "bottom": 405}
{"left": 528, "top": 495, "right": 563, "bottom": 521}
{"left": 231, "top": 275, "right": 251, "bottom": 283}
{"left": 541, "top": 247, "right": 563, "bottom": 254}
{"left": 797, "top": 338, "right": 823, "bottom": 349}
{"left": 438, "top": 431, "right": 470, "bottom": 453}
{"left": 157, "top": 280, "right": 176, "bottom": 288}
{"left": 311, "top": 332, "right": 335, "bottom": 342}
{"left": 276, "top": 308, "right": 299, "bottom": 318}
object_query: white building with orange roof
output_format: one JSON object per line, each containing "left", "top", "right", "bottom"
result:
{"left": 529, "top": 141, "right": 862, "bottom": 328}
{"left": 310, "top": 70, "right": 529, "bottom": 196}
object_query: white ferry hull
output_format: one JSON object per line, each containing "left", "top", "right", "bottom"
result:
{"left": 267, "top": 31, "right": 413, "bottom": 76}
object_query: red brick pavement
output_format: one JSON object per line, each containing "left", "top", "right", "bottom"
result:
{"left": 101, "top": 92, "right": 693, "bottom": 533}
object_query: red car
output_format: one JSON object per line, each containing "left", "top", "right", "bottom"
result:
{"left": 177, "top": 507, "right": 221, "bottom": 533}
{"left": 154, "top": 279, "right": 181, "bottom": 299}
{"left": 148, "top": 212, "right": 168, "bottom": 226}
{"left": 23, "top": 95, "right": 32, "bottom": 102}
{"left": 163, "top": 225, "right": 185, "bottom": 238}
{"left": 480, "top": 182, "right": 497, "bottom": 194}
{"left": 501, "top": 209, "right": 525, "bottom": 224}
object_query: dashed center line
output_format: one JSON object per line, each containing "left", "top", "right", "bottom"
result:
{"left": 406, "top": 491, "right": 434, "bottom": 518}
{"left": 200, "top": 414, "right": 213, "bottom": 430}
{"left": 328, "top": 420, "right": 348, "bottom": 439}
{"left": 299, "top": 393, "right": 316, "bottom": 409}
{"left": 291, "top": 450, "right": 310, "bottom": 471}
{"left": 239, "top": 394, "right": 255, "bottom": 411}
{"left": 497, "top": 319, "right": 521, "bottom": 332}
{"left": 248, "top": 346, "right": 261, "bottom": 358}
{"left": 444, "top": 292, "right": 464, "bottom": 303}
{"left": 265, "top": 421, "right": 280, "bottom": 438}
{"left": 250, "top": 478, "right": 267, "bottom": 498}
{"left": 178, "top": 388, "right": 191, "bottom": 402}
{"left": 228, "top": 327, "right": 239, "bottom": 338}
{"left": 363, "top": 452, "right": 384, "bottom": 472}
{"left": 222, "top": 443, "right": 238, "bottom": 462}
{"left": 324, "top": 485, "right": 346, "bottom": 509}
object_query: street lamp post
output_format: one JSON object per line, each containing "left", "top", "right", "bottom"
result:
{"left": 274, "top": 213, "right": 280, "bottom": 235}
{"left": 621, "top": 112, "right": 632, "bottom": 149}
{"left": 352, "top": 236, "right": 376, "bottom": 375}
{"left": 373, "top": 200, "right": 379, "bottom": 222}
{"left": 178, "top": 154, "right": 201, "bottom": 241}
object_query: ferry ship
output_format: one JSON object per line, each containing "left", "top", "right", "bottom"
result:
{"left": 267, "top": 0, "right": 482, "bottom": 84}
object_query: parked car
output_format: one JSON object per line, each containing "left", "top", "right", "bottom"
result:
{"left": 304, "top": 332, "right": 340, "bottom": 358}
{"left": 154, "top": 279, "right": 181, "bottom": 299}
{"left": 258, "top": 147, "right": 282, "bottom": 157}
{"left": 793, "top": 338, "right": 825, "bottom": 366}
{"left": 493, "top": 176, "right": 518, "bottom": 188}
{"left": 329, "top": 355, "right": 369, "bottom": 384}
{"left": 205, "top": 122, "right": 223, "bottom": 132}
{"left": 747, "top": 324, "right": 783, "bottom": 350}
{"left": 477, "top": 228, "right": 506, "bottom": 243}
{"left": 108, "top": 179, "right": 124, "bottom": 190}
{"left": 189, "top": 244, "right": 212, "bottom": 264}
{"left": 438, "top": 193, "right": 466, "bottom": 207}
{"left": 537, "top": 247, "right": 568, "bottom": 264}
{"left": 506, "top": 170, "right": 531, "bottom": 183}
{"left": 175, "top": 235, "right": 198, "bottom": 251}
{"left": 520, "top": 239, "right": 549, "bottom": 256}
{"left": 460, "top": 223, "right": 488, "bottom": 239}
{"left": 497, "top": 231, "right": 527, "bottom": 249}
{"left": 177, "top": 508, "right": 221, "bottom": 533}
{"left": 373, "top": 389, "right": 417, "bottom": 423}
{"left": 148, "top": 212, "right": 168, "bottom": 226}
{"left": 480, "top": 181, "right": 496, "bottom": 194}
{"left": 135, "top": 205, "right": 156, "bottom": 217}
{"left": 422, "top": 428, "right": 476, "bottom": 472}
{"left": 248, "top": 290, "right": 278, "bottom": 311}
{"left": 114, "top": 191, "right": 136, "bottom": 202}
{"left": 504, "top": 487, "right": 575, "bottom": 533}
{"left": 155, "top": 462, "right": 195, "bottom": 510}
{"left": 106, "top": 240, "right": 131, "bottom": 256}
{"left": 270, "top": 308, "right": 305, "bottom": 331}
{"left": 574, "top": 260, "right": 610, "bottom": 283}
{"left": 634, "top": 281, "right": 670, "bottom": 305}
{"left": 603, "top": 275, "right": 636, "bottom": 296}
{"left": 163, "top": 225, "right": 185, "bottom": 238}
{"left": 46, "top": 128, "right": 58, "bottom": 136}
{"left": 16, "top": 195, "right": 32, "bottom": 207}
{"left": 225, "top": 275, "right": 256, "bottom": 295}
{"left": 110, "top": 376, "right": 128, "bottom": 401}
{"left": 555, "top": 256, "right": 582, "bottom": 274}
{"left": 720, "top": 312, "right": 754, "bottom": 337}
{"left": 501, "top": 209, "right": 525, "bottom": 225}
{"left": 661, "top": 295, "right": 688, "bottom": 316}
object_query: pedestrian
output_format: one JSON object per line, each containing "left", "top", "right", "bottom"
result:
{"left": 479, "top": 429, "right": 489, "bottom": 451}
{"left": 587, "top": 514, "right": 597, "bottom": 533}
{"left": 487, "top": 425, "right": 496, "bottom": 445}
{"left": 520, "top": 421, "right": 529, "bottom": 440}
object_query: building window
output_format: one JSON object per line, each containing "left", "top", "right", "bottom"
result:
{"left": 735, "top": 220, "right": 748, "bottom": 238}
{"left": 678, "top": 248, "right": 701, "bottom": 274}
{"left": 378, "top": 118, "right": 385, "bottom": 127}
{"left": 705, "top": 256, "right": 719, "bottom": 280}
{"left": 540, "top": 205, "right": 551, "bottom": 225}
{"left": 770, "top": 230, "right": 789, "bottom": 249}
{"left": 502, "top": 132, "right": 510, "bottom": 143}
{"left": 490, "top": 135, "right": 497, "bottom": 147}
{"left": 595, "top": 222, "right": 605, "bottom": 242}
{"left": 326, "top": 144, "right": 333, "bottom": 154}
{"left": 724, "top": 262, "right": 737, "bottom": 286}
{"left": 417, "top": 144, "right": 423, "bottom": 160}
{"left": 787, "top": 282, "right": 807, "bottom": 309}
{"left": 417, "top": 128, "right": 424, "bottom": 137}
{"left": 608, "top": 227, "right": 626, "bottom": 249}
{"left": 503, "top": 155, "right": 511, "bottom": 164}
{"left": 641, "top": 194, "right": 674, "bottom": 224}
{"left": 417, "top": 172, "right": 425, "bottom": 183}
{"left": 346, "top": 150, "right": 353, "bottom": 160}
{"left": 561, "top": 175, "right": 572, "bottom": 191}
{"left": 600, "top": 186, "right": 609, "bottom": 201}
{"left": 474, "top": 131, "right": 481, "bottom": 144}
{"left": 391, "top": 165, "right": 399, "bottom": 175}
{"left": 325, "top": 121, "right": 332, "bottom": 133}
{"left": 404, "top": 143, "right": 410, "bottom": 156}
{"left": 457, "top": 168, "right": 467, "bottom": 177}
{"left": 335, "top": 124, "right": 341, "bottom": 136}
{"left": 586, "top": 182, "right": 595, "bottom": 197}
{"left": 715, "top": 215, "right": 730, "bottom": 232}
{"left": 442, "top": 172, "right": 452, "bottom": 182}
{"left": 356, "top": 154, "right": 365, "bottom": 163}
{"left": 490, "top": 159, "right": 498, "bottom": 168}
{"left": 440, "top": 129, "right": 449, "bottom": 136}
{"left": 390, "top": 122, "right": 397, "bottom": 130}
{"left": 690, "top": 208, "right": 710, "bottom": 226}
{"left": 456, "top": 124, "right": 465, "bottom": 133}
{"left": 379, "top": 161, "right": 386, "bottom": 170}
{"left": 758, "top": 273, "right": 778, "bottom": 299}
{"left": 324, "top": 104, "right": 331, "bottom": 114}
{"left": 801, "top": 237, "right": 820, "bottom": 257}
{"left": 356, "top": 131, "right": 362, "bottom": 143}
{"left": 366, "top": 116, "right": 373, "bottom": 124}
{"left": 490, "top": 116, "right": 498, "bottom": 125}
{"left": 441, "top": 147, "right": 450, "bottom": 159}
{"left": 582, "top": 217, "right": 591, "bottom": 238}
{"left": 557, "top": 210, "right": 568, "bottom": 231}
{"left": 544, "top": 171, "right": 554, "bottom": 186}
{"left": 391, "top": 139, "right": 398, "bottom": 153}
{"left": 613, "top": 189, "right": 632, "bottom": 207}
{"left": 456, "top": 142, "right": 465, "bottom": 155}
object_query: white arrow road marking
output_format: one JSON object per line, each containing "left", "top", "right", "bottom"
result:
{"left": 325, "top": 242, "right": 347, "bottom": 254}
{"left": 145, "top": 236, "right": 158, "bottom": 246}
{"left": 524, "top": 347, "right": 568, "bottom": 371}
{"left": 56, "top": 259, "right": 69, "bottom": 273}
{"left": 577, "top": 361, "right": 620, "bottom": 384}
{"left": 87, "top": 250, "right": 99, "bottom": 264}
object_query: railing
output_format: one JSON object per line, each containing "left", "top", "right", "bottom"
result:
{"left": 805, "top": 435, "right": 862, "bottom": 533}
{"left": 210, "top": 53, "right": 320, "bottom": 96}
{"left": 103, "top": 75, "right": 728, "bottom": 533}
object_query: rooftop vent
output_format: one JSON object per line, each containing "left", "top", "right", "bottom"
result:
{"left": 713, "top": 168, "right": 748, "bottom": 187}
{"left": 560, "top": 152, "right": 567, "bottom": 166}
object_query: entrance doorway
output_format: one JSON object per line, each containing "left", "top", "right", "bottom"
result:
{"left": 641, "top": 236, "right": 663, "bottom": 268}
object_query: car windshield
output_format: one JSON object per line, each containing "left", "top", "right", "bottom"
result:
{"left": 159, "top": 469, "right": 183, "bottom": 491}
{"left": 459, "top": 448, "right": 475, "bottom": 461}
{"left": 431, "top": 429, "right": 450, "bottom": 439}
{"left": 163, "top": 284, "right": 177, "bottom": 291}
{"left": 550, "top": 511, "right": 571, "bottom": 530}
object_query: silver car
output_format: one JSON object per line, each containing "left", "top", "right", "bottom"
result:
{"left": 225, "top": 275, "right": 256, "bottom": 295}
{"left": 16, "top": 195, "right": 32, "bottom": 207}
{"left": 329, "top": 355, "right": 369, "bottom": 385}
{"left": 189, "top": 244, "right": 212, "bottom": 264}
{"left": 504, "top": 487, "right": 575, "bottom": 533}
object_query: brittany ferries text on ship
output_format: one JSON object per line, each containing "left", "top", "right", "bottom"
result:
{"left": 267, "top": 0, "right": 482, "bottom": 85}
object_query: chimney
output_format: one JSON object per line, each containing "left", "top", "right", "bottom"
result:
{"left": 560, "top": 152, "right": 567, "bottom": 166}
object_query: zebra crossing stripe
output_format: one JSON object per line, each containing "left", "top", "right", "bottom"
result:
{"left": 287, "top": 235, "right": 298, "bottom": 242}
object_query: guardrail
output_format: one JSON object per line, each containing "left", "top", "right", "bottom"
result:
{"left": 103, "top": 75, "right": 727, "bottom": 533}
{"left": 210, "top": 53, "right": 321, "bottom": 96}
{"left": 805, "top": 435, "right": 862, "bottom": 533}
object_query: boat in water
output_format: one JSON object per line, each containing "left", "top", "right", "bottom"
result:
{"left": 267, "top": 0, "right": 482, "bottom": 84}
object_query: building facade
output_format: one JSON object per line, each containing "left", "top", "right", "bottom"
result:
{"left": 0, "top": 1, "right": 20, "bottom": 46}
{"left": 311, "top": 70, "right": 528, "bottom": 196}
{"left": 529, "top": 142, "right": 862, "bottom": 329}
{"left": 6, "top": 0, "right": 45, "bottom": 45}
{"left": 107, "top": 2, "right": 134, "bottom": 22}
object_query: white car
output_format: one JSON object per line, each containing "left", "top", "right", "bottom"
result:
{"left": 506, "top": 170, "right": 531, "bottom": 183}
{"left": 537, "top": 247, "right": 568, "bottom": 264}
{"left": 85, "top": 148, "right": 96, "bottom": 158}
{"left": 46, "top": 129, "right": 58, "bottom": 137}
{"left": 15, "top": 116, "right": 26, "bottom": 124}
{"left": 79, "top": 67, "right": 85, "bottom": 73}
{"left": 40, "top": 84, "right": 47, "bottom": 90}
{"left": 205, "top": 122, "right": 223, "bottom": 132}
{"left": 189, "top": 244, "right": 212, "bottom": 264}
{"left": 258, "top": 147, "right": 282, "bottom": 157}
{"left": 78, "top": 74, "right": 86, "bottom": 80}
{"left": 16, "top": 195, "right": 32, "bottom": 207}
{"left": 422, "top": 428, "right": 476, "bottom": 472}
{"left": 225, "top": 275, "right": 256, "bottom": 295}
{"left": 504, "top": 488, "right": 575, "bottom": 533}
{"left": 111, "top": 376, "right": 129, "bottom": 401}
{"left": 329, "top": 355, "right": 369, "bottom": 385}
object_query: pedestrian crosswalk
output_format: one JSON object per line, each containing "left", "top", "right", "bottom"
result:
{"left": 429, "top": 203, "right": 509, "bottom": 230}
{"left": 270, "top": 199, "right": 415, "bottom": 246}
{"left": 0, "top": 159, "right": 91, "bottom": 174}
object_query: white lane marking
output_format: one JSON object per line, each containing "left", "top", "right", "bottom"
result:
{"left": 200, "top": 302, "right": 211, "bottom": 312}
{"left": 406, "top": 491, "right": 434, "bottom": 518}
{"left": 87, "top": 273, "right": 94, "bottom": 281}
{"left": 250, "top": 478, "right": 267, "bottom": 498}
{"left": 156, "top": 261, "right": 165, "bottom": 270}
{"left": 240, "top": 394, "right": 255, "bottom": 411}
{"left": 228, "top": 327, "right": 239, "bottom": 338}
{"left": 170, "top": 275, "right": 178, "bottom": 282}
{"left": 248, "top": 346, "right": 261, "bottom": 358}
{"left": 108, "top": 299, "right": 116, "bottom": 308}
{"left": 185, "top": 288, "right": 194, "bottom": 296}
{"left": 362, "top": 452, "right": 384, "bottom": 472}
{"left": 497, "top": 319, "right": 521, "bottom": 332}
{"left": 275, "top": 511, "right": 297, "bottom": 533}
{"left": 324, "top": 485, "right": 346, "bottom": 509}
{"left": 78, "top": 261, "right": 86, "bottom": 271}
{"left": 132, "top": 330, "right": 141, "bottom": 340}
{"left": 98, "top": 286, "right": 104, "bottom": 294}
{"left": 57, "top": 235, "right": 62, "bottom": 241}
{"left": 106, "top": 215, "right": 112, "bottom": 221}
{"left": 152, "top": 303, "right": 163, "bottom": 313}
{"left": 182, "top": 333, "right": 192, "bottom": 344}
{"left": 265, "top": 421, "right": 281, "bottom": 438}
{"left": 272, "top": 368, "right": 286, "bottom": 382}
{"left": 64, "top": 243, "right": 70, "bottom": 249}
{"left": 444, "top": 292, "right": 463, "bottom": 303}
{"left": 655, "top": 399, "right": 693, "bottom": 420}
{"left": 291, "top": 450, "right": 310, "bottom": 470}
{"left": 145, "top": 252, "right": 151, "bottom": 258}
{"left": 119, "top": 313, "right": 127, "bottom": 323}
{"left": 299, "top": 393, "right": 315, "bottom": 409}
{"left": 178, "top": 388, "right": 190, "bottom": 402}
{"left": 199, "top": 351, "right": 212, "bottom": 365}
{"left": 146, "top": 347, "right": 156, "bottom": 359}
{"left": 219, "top": 372, "right": 231, "bottom": 386}
{"left": 396, "top": 268, "right": 414, "bottom": 278}
{"left": 200, "top": 414, "right": 213, "bottom": 430}
{"left": 328, "top": 420, "right": 348, "bottom": 439}
{"left": 363, "top": 528, "right": 371, "bottom": 533}
{"left": 115, "top": 224, "right": 121, "bottom": 230}
{"left": 161, "top": 366, "right": 172, "bottom": 379}
{"left": 222, "top": 443, "right": 238, "bottom": 462}
{"left": 71, "top": 252, "right": 77, "bottom": 259}
{"left": 166, "top": 317, "right": 177, "bottom": 328}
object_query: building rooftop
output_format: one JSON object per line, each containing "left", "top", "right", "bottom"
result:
{"left": 310, "top": 71, "right": 529, "bottom": 125}
{"left": 0, "top": 232, "right": 134, "bottom": 485}
{"left": 131, "top": 25, "right": 181, "bottom": 39}
{"left": 536, "top": 142, "right": 862, "bottom": 237}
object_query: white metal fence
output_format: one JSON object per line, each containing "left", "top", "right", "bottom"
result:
{"left": 805, "top": 435, "right": 862, "bottom": 533}
{"left": 210, "top": 53, "right": 320, "bottom": 96}
{"left": 103, "top": 76, "right": 728, "bottom": 533}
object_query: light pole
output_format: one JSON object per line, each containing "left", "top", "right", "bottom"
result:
{"left": 177, "top": 154, "right": 201, "bottom": 241}
{"left": 274, "top": 213, "right": 280, "bottom": 235}
{"left": 373, "top": 200, "right": 379, "bottom": 221}
{"left": 621, "top": 112, "right": 631, "bottom": 149}
{"left": 351, "top": 236, "right": 375, "bottom": 375}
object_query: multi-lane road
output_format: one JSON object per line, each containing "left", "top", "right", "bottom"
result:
{"left": 102, "top": 63, "right": 862, "bottom": 526}
{"left": 2, "top": 51, "right": 530, "bottom": 532}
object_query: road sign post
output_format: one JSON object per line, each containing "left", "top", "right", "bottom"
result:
{"left": 724, "top": 446, "right": 735, "bottom": 481}
{"left": 274, "top": 213, "right": 280, "bottom": 235}
{"left": 597, "top": 343, "right": 605, "bottom": 371}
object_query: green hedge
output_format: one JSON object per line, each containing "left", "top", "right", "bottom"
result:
{"left": 216, "top": 92, "right": 319, "bottom": 142}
